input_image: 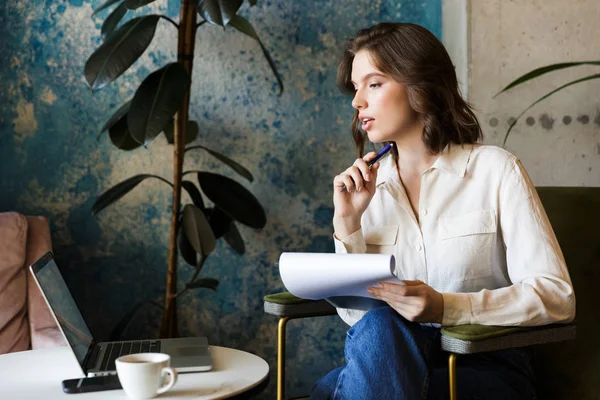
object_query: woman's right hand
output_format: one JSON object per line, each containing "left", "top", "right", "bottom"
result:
{"left": 333, "top": 152, "right": 381, "bottom": 238}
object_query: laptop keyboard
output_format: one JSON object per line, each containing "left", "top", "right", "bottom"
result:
{"left": 99, "top": 341, "right": 161, "bottom": 371}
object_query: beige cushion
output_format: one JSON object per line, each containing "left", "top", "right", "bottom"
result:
{"left": 24, "top": 216, "right": 66, "bottom": 349}
{"left": 0, "top": 213, "right": 30, "bottom": 353}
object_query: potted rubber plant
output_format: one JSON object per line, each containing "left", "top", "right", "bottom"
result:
{"left": 85, "top": 0, "right": 283, "bottom": 338}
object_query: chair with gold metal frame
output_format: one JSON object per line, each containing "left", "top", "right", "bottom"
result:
{"left": 264, "top": 293, "right": 575, "bottom": 400}
{"left": 264, "top": 186, "right": 600, "bottom": 399}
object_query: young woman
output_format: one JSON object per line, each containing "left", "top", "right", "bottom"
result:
{"left": 312, "top": 22, "right": 575, "bottom": 400}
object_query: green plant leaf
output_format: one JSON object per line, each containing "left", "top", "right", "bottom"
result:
{"left": 162, "top": 119, "right": 175, "bottom": 143}
{"left": 98, "top": 100, "right": 131, "bottom": 139}
{"left": 163, "top": 120, "right": 198, "bottom": 144}
{"left": 205, "top": 207, "right": 232, "bottom": 238}
{"left": 92, "top": 0, "right": 123, "bottom": 16}
{"left": 84, "top": 15, "right": 160, "bottom": 91}
{"left": 92, "top": 174, "right": 172, "bottom": 215}
{"left": 495, "top": 61, "right": 600, "bottom": 97}
{"left": 182, "top": 181, "right": 205, "bottom": 209}
{"left": 224, "top": 222, "right": 245, "bottom": 255}
{"left": 186, "top": 144, "right": 253, "bottom": 182}
{"left": 125, "top": 0, "right": 157, "bottom": 10}
{"left": 197, "top": 0, "right": 243, "bottom": 26}
{"left": 109, "top": 300, "right": 162, "bottom": 341}
{"left": 108, "top": 114, "right": 143, "bottom": 150}
{"left": 187, "top": 121, "right": 199, "bottom": 143}
{"left": 197, "top": 172, "right": 266, "bottom": 229}
{"left": 97, "top": 102, "right": 141, "bottom": 150}
{"left": 502, "top": 73, "right": 600, "bottom": 147}
{"left": 228, "top": 14, "right": 283, "bottom": 94}
{"left": 182, "top": 204, "right": 217, "bottom": 257}
{"left": 101, "top": 2, "right": 128, "bottom": 39}
{"left": 128, "top": 63, "right": 191, "bottom": 145}
{"left": 186, "top": 278, "right": 219, "bottom": 290}
{"left": 178, "top": 222, "right": 198, "bottom": 266}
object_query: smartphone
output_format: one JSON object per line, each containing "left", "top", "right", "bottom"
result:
{"left": 62, "top": 375, "right": 122, "bottom": 393}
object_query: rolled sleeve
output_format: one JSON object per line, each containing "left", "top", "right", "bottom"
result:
{"left": 333, "top": 228, "right": 367, "bottom": 254}
{"left": 442, "top": 292, "right": 473, "bottom": 326}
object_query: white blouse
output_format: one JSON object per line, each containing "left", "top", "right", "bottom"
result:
{"left": 334, "top": 143, "right": 576, "bottom": 327}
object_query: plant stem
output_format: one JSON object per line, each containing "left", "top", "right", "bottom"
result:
{"left": 189, "top": 255, "right": 208, "bottom": 285}
{"left": 160, "top": 0, "right": 197, "bottom": 339}
{"left": 185, "top": 145, "right": 206, "bottom": 152}
{"left": 173, "top": 255, "right": 207, "bottom": 299}
{"left": 160, "top": 16, "right": 179, "bottom": 29}
{"left": 155, "top": 176, "right": 175, "bottom": 187}
{"left": 182, "top": 169, "right": 202, "bottom": 177}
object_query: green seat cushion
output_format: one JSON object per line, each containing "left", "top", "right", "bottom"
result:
{"left": 441, "top": 324, "right": 528, "bottom": 341}
{"left": 263, "top": 291, "right": 311, "bottom": 305}
{"left": 264, "top": 292, "right": 337, "bottom": 317}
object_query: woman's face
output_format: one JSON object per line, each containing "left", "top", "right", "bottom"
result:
{"left": 350, "top": 50, "right": 422, "bottom": 143}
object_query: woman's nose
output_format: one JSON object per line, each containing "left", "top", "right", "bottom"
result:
{"left": 351, "top": 90, "right": 366, "bottom": 109}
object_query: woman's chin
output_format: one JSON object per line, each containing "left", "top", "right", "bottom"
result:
{"left": 367, "top": 131, "right": 392, "bottom": 143}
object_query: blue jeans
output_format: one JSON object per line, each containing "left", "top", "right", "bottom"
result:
{"left": 310, "top": 306, "right": 536, "bottom": 400}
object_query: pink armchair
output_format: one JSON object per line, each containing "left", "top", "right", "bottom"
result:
{"left": 0, "top": 212, "right": 66, "bottom": 354}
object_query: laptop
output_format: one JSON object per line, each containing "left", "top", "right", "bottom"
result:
{"left": 29, "top": 252, "right": 212, "bottom": 377}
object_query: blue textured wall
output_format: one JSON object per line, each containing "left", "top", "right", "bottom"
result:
{"left": 0, "top": 0, "right": 440, "bottom": 397}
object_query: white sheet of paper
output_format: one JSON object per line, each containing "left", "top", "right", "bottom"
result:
{"left": 278, "top": 252, "right": 400, "bottom": 300}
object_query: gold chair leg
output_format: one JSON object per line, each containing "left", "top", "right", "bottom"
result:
{"left": 277, "top": 317, "right": 290, "bottom": 400}
{"left": 448, "top": 353, "right": 457, "bottom": 400}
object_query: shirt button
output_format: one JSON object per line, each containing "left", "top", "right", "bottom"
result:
{"left": 415, "top": 244, "right": 423, "bottom": 251}
{"left": 421, "top": 209, "right": 428, "bottom": 216}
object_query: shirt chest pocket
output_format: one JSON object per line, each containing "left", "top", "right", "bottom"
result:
{"left": 364, "top": 224, "right": 398, "bottom": 254}
{"left": 437, "top": 210, "right": 497, "bottom": 281}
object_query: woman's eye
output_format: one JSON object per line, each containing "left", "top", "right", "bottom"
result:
{"left": 369, "top": 83, "right": 381, "bottom": 89}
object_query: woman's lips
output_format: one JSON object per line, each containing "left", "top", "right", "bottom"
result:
{"left": 362, "top": 119, "right": 374, "bottom": 130}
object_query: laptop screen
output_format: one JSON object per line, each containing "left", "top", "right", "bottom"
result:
{"left": 31, "top": 253, "right": 94, "bottom": 369}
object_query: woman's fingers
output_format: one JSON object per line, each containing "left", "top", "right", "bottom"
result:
{"left": 334, "top": 167, "right": 366, "bottom": 193}
{"left": 386, "top": 302, "right": 413, "bottom": 316}
{"left": 334, "top": 173, "right": 355, "bottom": 192}
{"left": 333, "top": 177, "right": 345, "bottom": 191}
{"left": 378, "top": 282, "right": 423, "bottom": 296}
{"left": 368, "top": 283, "right": 424, "bottom": 308}
{"left": 347, "top": 166, "right": 366, "bottom": 191}
{"left": 370, "top": 286, "right": 422, "bottom": 306}
{"left": 333, "top": 154, "right": 381, "bottom": 193}
{"left": 363, "top": 151, "right": 378, "bottom": 164}
{"left": 368, "top": 281, "right": 444, "bottom": 323}
{"left": 369, "top": 289, "right": 425, "bottom": 321}
{"left": 402, "top": 280, "right": 425, "bottom": 286}
{"left": 353, "top": 157, "right": 371, "bottom": 182}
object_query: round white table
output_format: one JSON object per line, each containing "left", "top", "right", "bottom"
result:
{"left": 0, "top": 345, "right": 269, "bottom": 399}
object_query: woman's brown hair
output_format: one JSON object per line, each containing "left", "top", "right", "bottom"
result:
{"left": 337, "top": 22, "right": 482, "bottom": 159}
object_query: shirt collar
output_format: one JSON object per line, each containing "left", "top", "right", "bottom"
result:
{"left": 376, "top": 154, "right": 396, "bottom": 185}
{"left": 376, "top": 143, "right": 474, "bottom": 185}
{"left": 430, "top": 143, "right": 474, "bottom": 177}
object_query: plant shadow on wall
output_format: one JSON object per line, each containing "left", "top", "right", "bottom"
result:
{"left": 496, "top": 61, "right": 600, "bottom": 147}
{"left": 85, "top": 0, "right": 283, "bottom": 339}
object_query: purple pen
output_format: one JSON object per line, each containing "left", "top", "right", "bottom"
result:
{"left": 367, "top": 143, "right": 394, "bottom": 168}
{"left": 340, "top": 143, "right": 394, "bottom": 192}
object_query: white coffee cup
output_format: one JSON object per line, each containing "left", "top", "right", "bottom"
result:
{"left": 115, "top": 353, "right": 178, "bottom": 399}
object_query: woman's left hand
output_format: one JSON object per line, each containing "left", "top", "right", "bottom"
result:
{"left": 368, "top": 280, "right": 444, "bottom": 324}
